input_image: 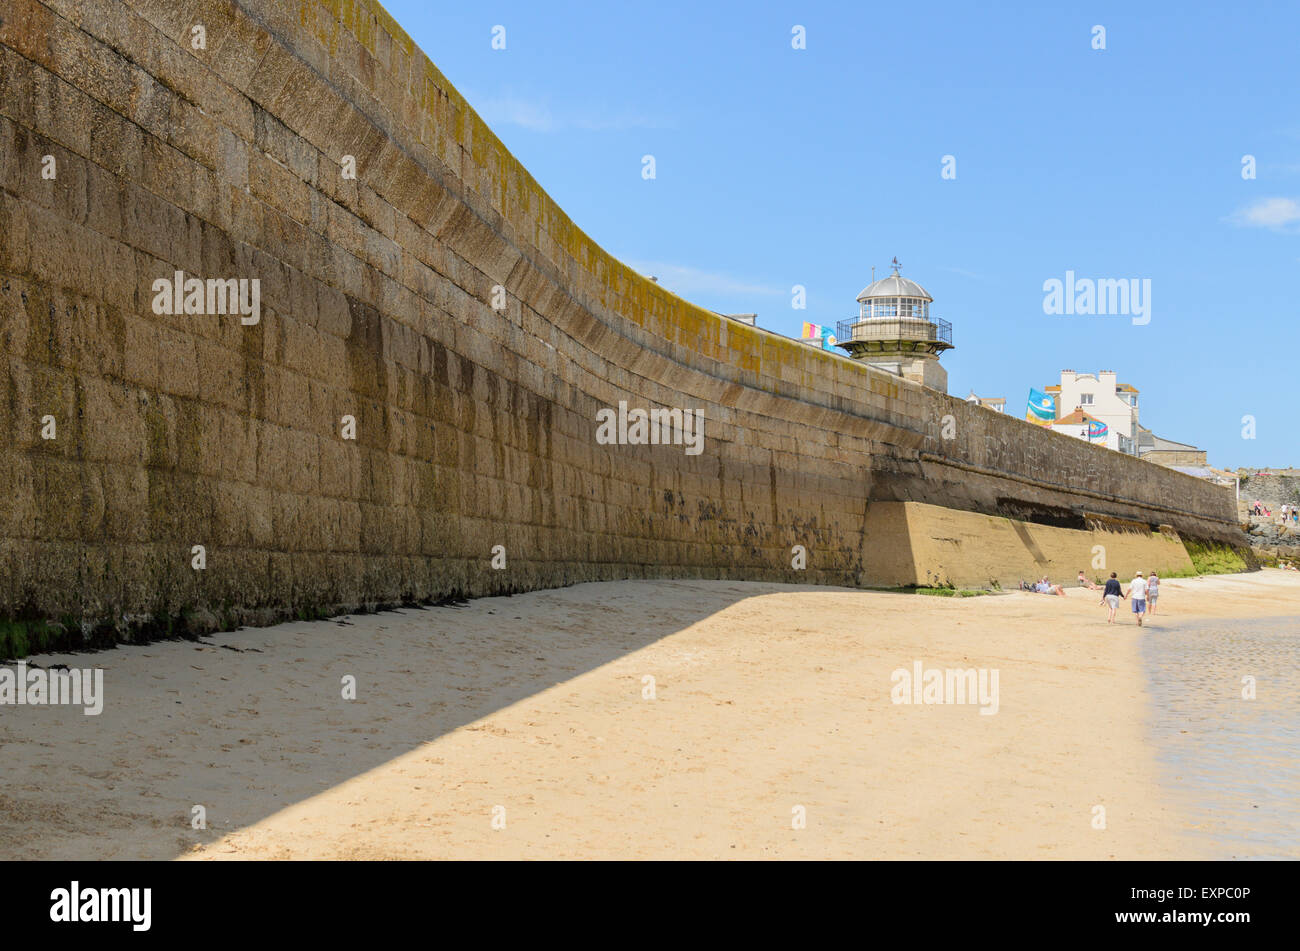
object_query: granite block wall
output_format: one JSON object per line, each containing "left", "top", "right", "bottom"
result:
{"left": 0, "top": 0, "right": 1241, "bottom": 644}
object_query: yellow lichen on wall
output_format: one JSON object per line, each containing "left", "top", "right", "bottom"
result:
{"left": 293, "top": 0, "right": 882, "bottom": 399}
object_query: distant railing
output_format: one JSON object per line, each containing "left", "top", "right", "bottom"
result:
{"left": 835, "top": 316, "right": 952, "bottom": 346}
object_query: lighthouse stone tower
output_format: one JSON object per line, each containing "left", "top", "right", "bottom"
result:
{"left": 835, "top": 263, "right": 953, "bottom": 392}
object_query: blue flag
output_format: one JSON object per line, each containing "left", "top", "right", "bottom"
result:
{"left": 1026, "top": 388, "right": 1056, "bottom": 425}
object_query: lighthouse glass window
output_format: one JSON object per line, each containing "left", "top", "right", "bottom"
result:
{"left": 866, "top": 298, "right": 929, "bottom": 319}
{"left": 894, "top": 298, "right": 928, "bottom": 319}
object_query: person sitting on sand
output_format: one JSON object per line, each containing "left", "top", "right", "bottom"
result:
{"left": 1146, "top": 572, "right": 1160, "bottom": 616}
{"left": 1100, "top": 572, "right": 1122, "bottom": 623}
{"left": 1128, "top": 571, "right": 1148, "bottom": 627}
{"left": 1077, "top": 570, "right": 1099, "bottom": 590}
{"left": 1034, "top": 577, "right": 1066, "bottom": 596}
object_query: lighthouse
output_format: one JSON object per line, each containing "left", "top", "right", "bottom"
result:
{"left": 835, "top": 260, "right": 953, "bottom": 392}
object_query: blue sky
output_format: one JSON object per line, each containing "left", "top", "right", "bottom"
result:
{"left": 385, "top": 0, "right": 1298, "bottom": 468}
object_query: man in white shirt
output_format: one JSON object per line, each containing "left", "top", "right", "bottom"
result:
{"left": 1127, "top": 572, "right": 1148, "bottom": 627}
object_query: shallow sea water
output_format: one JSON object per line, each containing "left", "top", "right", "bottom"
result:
{"left": 1140, "top": 613, "right": 1300, "bottom": 859}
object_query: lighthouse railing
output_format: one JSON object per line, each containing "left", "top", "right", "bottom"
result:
{"left": 835, "top": 316, "right": 952, "bottom": 346}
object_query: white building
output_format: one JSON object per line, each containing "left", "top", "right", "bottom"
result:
{"left": 1047, "top": 407, "right": 1107, "bottom": 445}
{"left": 1045, "top": 370, "right": 1139, "bottom": 455}
{"left": 966, "top": 392, "right": 1006, "bottom": 412}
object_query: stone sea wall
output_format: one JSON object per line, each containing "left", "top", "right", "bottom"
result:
{"left": 0, "top": 0, "right": 1241, "bottom": 651}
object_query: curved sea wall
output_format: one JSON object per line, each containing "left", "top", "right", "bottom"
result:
{"left": 0, "top": 0, "right": 1241, "bottom": 649}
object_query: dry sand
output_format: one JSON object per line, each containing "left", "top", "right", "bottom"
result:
{"left": 3, "top": 570, "right": 1299, "bottom": 860}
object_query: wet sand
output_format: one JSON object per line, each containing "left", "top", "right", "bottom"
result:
{"left": 3, "top": 571, "right": 1298, "bottom": 860}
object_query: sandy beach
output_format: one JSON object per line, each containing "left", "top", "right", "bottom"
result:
{"left": 3, "top": 570, "right": 1298, "bottom": 860}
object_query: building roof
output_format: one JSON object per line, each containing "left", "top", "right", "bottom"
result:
{"left": 1054, "top": 408, "right": 1102, "bottom": 426}
{"left": 1136, "top": 424, "right": 1199, "bottom": 453}
{"left": 1053, "top": 374, "right": 1138, "bottom": 391}
{"left": 856, "top": 273, "right": 932, "bottom": 302}
{"left": 1045, "top": 385, "right": 1061, "bottom": 393}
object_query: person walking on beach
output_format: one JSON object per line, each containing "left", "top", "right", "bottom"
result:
{"left": 1128, "top": 571, "right": 1148, "bottom": 627}
{"left": 1100, "top": 572, "right": 1123, "bottom": 623}
{"left": 1146, "top": 571, "right": 1160, "bottom": 616}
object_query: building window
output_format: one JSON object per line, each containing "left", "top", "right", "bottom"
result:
{"left": 1080, "top": 393, "right": 1094, "bottom": 405}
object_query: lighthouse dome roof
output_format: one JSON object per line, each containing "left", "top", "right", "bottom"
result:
{"left": 856, "top": 273, "right": 932, "bottom": 303}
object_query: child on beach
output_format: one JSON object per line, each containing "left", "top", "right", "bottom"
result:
{"left": 1100, "top": 572, "right": 1122, "bottom": 623}
{"left": 1128, "top": 571, "right": 1148, "bottom": 627}
{"left": 1147, "top": 572, "right": 1160, "bottom": 616}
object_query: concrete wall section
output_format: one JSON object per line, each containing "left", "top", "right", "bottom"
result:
{"left": 863, "top": 502, "right": 1194, "bottom": 589}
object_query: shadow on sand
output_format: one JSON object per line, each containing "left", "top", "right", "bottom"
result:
{"left": 0, "top": 578, "right": 853, "bottom": 859}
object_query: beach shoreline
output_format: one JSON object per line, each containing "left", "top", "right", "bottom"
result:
{"left": 2, "top": 571, "right": 1298, "bottom": 860}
